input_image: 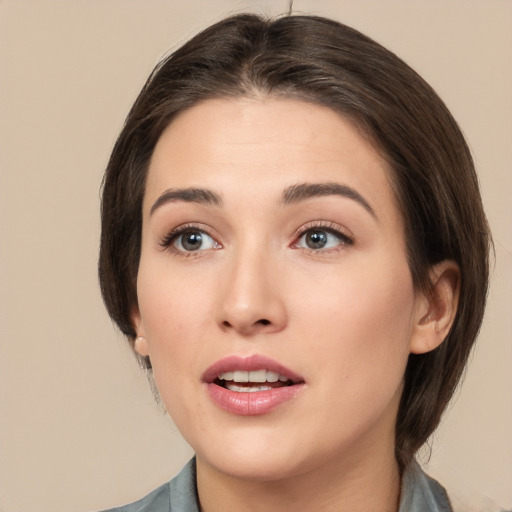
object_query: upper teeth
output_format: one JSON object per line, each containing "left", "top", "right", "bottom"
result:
{"left": 218, "top": 370, "right": 289, "bottom": 383}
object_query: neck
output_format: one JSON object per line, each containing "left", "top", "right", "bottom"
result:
{"left": 196, "top": 443, "right": 401, "bottom": 512}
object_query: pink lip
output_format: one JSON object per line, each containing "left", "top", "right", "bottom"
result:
{"left": 202, "top": 354, "right": 306, "bottom": 416}
{"left": 202, "top": 354, "right": 304, "bottom": 384}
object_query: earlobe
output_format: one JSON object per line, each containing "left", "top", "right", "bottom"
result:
{"left": 131, "top": 306, "right": 149, "bottom": 357}
{"left": 134, "top": 336, "right": 149, "bottom": 356}
{"left": 410, "top": 260, "right": 460, "bottom": 355}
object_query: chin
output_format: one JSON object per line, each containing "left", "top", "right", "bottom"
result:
{"left": 192, "top": 424, "right": 338, "bottom": 483}
{"left": 201, "top": 449, "right": 308, "bottom": 482}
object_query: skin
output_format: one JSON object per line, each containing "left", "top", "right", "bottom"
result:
{"left": 132, "top": 98, "right": 458, "bottom": 512}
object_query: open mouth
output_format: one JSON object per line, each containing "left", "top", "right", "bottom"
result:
{"left": 214, "top": 369, "right": 295, "bottom": 393}
{"left": 203, "top": 355, "right": 305, "bottom": 414}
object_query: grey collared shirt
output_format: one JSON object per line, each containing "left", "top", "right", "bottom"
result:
{"left": 101, "top": 457, "right": 452, "bottom": 512}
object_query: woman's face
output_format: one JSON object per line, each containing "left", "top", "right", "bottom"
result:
{"left": 134, "top": 98, "right": 426, "bottom": 480}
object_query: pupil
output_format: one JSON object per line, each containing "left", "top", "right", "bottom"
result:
{"left": 182, "top": 231, "right": 202, "bottom": 251}
{"left": 306, "top": 230, "right": 327, "bottom": 249}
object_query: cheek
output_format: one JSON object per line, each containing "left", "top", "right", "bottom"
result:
{"left": 137, "top": 255, "right": 213, "bottom": 334}
{"left": 293, "top": 254, "right": 416, "bottom": 381}
{"left": 294, "top": 262, "right": 415, "bottom": 441}
{"left": 137, "top": 270, "right": 206, "bottom": 420}
{"left": 136, "top": 261, "right": 214, "bottom": 389}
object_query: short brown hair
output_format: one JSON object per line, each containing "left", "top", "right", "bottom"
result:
{"left": 99, "top": 13, "right": 491, "bottom": 469}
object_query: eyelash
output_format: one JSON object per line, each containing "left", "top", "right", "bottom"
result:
{"left": 159, "top": 221, "right": 354, "bottom": 255}
{"left": 292, "top": 221, "right": 354, "bottom": 253}
{"left": 159, "top": 223, "right": 220, "bottom": 255}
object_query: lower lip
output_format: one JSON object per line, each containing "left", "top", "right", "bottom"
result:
{"left": 206, "top": 383, "right": 305, "bottom": 415}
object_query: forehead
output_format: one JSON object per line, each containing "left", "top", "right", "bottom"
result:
{"left": 145, "top": 97, "right": 401, "bottom": 228}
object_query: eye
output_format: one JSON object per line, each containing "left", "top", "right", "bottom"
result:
{"left": 162, "top": 226, "right": 220, "bottom": 253}
{"left": 294, "top": 226, "right": 353, "bottom": 251}
{"left": 174, "top": 229, "right": 217, "bottom": 252}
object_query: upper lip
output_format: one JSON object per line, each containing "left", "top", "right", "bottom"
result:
{"left": 202, "top": 354, "right": 304, "bottom": 384}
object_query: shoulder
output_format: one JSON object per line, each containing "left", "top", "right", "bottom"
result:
{"left": 402, "top": 463, "right": 509, "bottom": 512}
{"left": 447, "top": 488, "right": 508, "bottom": 512}
{"left": 100, "top": 481, "right": 170, "bottom": 512}
{"left": 98, "top": 458, "right": 199, "bottom": 512}
{"left": 399, "top": 460, "right": 453, "bottom": 512}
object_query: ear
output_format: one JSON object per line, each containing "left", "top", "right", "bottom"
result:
{"left": 410, "top": 260, "right": 460, "bottom": 355}
{"left": 131, "top": 306, "right": 149, "bottom": 357}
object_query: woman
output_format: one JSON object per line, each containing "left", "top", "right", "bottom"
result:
{"left": 98, "top": 13, "right": 490, "bottom": 512}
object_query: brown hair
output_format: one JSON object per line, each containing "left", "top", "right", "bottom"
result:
{"left": 99, "top": 13, "right": 491, "bottom": 469}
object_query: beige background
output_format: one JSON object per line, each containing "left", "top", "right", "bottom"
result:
{"left": 0, "top": 1, "right": 510, "bottom": 511}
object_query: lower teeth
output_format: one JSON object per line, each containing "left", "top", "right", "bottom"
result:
{"left": 225, "top": 383, "right": 273, "bottom": 393}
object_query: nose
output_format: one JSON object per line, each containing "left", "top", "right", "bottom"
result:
{"left": 215, "top": 249, "right": 287, "bottom": 337}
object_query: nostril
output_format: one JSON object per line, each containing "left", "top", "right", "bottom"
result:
{"left": 220, "top": 318, "right": 273, "bottom": 331}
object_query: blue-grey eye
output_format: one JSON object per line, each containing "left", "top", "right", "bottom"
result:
{"left": 297, "top": 229, "right": 346, "bottom": 250}
{"left": 174, "top": 230, "right": 217, "bottom": 251}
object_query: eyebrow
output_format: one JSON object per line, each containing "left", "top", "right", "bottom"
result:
{"left": 149, "top": 182, "right": 376, "bottom": 218}
{"left": 150, "top": 187, "right": 222, "bottom": 215}
{"left": 281, "top": 182, "right": 376, "bottom": 218}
